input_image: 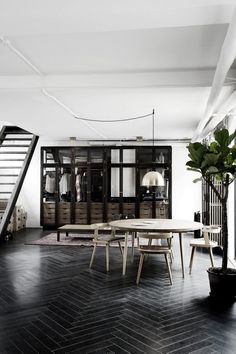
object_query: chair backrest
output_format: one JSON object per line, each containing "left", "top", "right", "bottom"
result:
{"left": 138, "top": 232, "right": 172, "bottom": 240}
{"left": 90, "top": 223, "right": 110, "bottom": 240}
{"left": 92, "top": 222, "right": 109, "bottom": 229}
{"left": 112, "top": 214, "right": 122, "bottom": 221}
{"left": 113, "top": 213, "right": 135, "bottom": 220}
{"left": 202, "top": 225, "right": 221, "bottom": 245}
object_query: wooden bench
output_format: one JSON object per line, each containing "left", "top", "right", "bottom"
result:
{"left": 57, "top": 223, "right": 111, "bottom": 242}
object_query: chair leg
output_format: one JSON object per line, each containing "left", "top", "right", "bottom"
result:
{"left": 145, "top": 238, "right": 152, "bottom": 261}
{"left": 89, "top": 243, "right": 97, "bottom": 268}
{"left": 136, "top": 253, "right": 145, "bottom": 285}
{"left": 209, "top": 248, "right": 215, "bottom": 267}
{"left": 164, "top": 253, "right": 173, "bottom": 285}
{"left": 131, "top": 232, "right": 135, "bottom": 263}
{"left": 167, "top": 238, "right": 171, "bottom": 248}
{"left": 106, "top": 244, "right": 110, "bottom": 272}
{"left": 118, "top": 241, "right": 123, "bottom": 256}
{"left": 122, "top": 232, "right": 129, "bottom": 276}
{"left": 167, "top": 238, "right": 174, "bottom": 263}
{"left": 189, "top": 246, "right": 195, "bottom": 274}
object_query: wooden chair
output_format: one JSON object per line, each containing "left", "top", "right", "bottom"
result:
{"left": 136, "top": 233, "right": 173, "bottom": 285}
{"left": 137, "top": 232, "right": 173, "bottom": 261}
{"left": 189, "top": 225, "right": 221, "bottom": 274}
{"left": 89, "top": 223, "right": 124, "bottom": 272}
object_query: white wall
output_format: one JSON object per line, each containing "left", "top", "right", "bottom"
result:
{"left": 172, "top": 146, "right": 201, "bottom": 220}
{"left": 16, "top": 140, "right": 201, "bottom": 227}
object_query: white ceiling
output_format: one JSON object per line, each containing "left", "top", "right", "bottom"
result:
{"left": 0, "top": 0, "right": 236, "bottom": 141}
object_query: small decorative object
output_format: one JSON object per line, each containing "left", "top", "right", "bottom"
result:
{"left": 159, "top": 152, "right": 165, "bottom": 163}
{"left": 186, "top": 128, "right": 236, "bottom": 300}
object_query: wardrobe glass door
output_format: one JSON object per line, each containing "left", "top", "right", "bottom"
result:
{"left": 90, "top": 168, "right": 103, "bottom": 223}
{"left": 74, "top": 148, "right": 88, "bottom": 224}
{"left": 56, "top": 148, "right": 73, "bottom": 225}
{"left": 122, "top": 167, "right": 136, "bottom": 216}
{"left": 42, "top": 167, "right": 56, "bottom": 225}
{"left": 107, "top": 167, "right": 120, "bottom": 221}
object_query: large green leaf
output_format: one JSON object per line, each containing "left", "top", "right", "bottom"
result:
{"left": 186, "top": 160, "right": 199, "bottom": 168}
{"left": 187, "top": 142, "right": 206, "bottom": 166}
{"left": 200, "top": 159, "right": 208, "bottom": 169}
{"left": 203, "top": 153, "right": 220, "bottom": 166}
{"left": 209, "top": 141, "right": 219, "bottom": 153}
{"left": 193, "top": 177, "right": 202, "bottom": 183}
{"left": 187, "top": 167, "right": 202, "bottom": 173}
{"left": 214, "top": 129, "right": 229, "bottom": 147}
{"left": 205, "top": 166, "right": 219, "bottom": 174}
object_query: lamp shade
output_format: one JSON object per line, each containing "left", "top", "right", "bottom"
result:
{"left": 141, "top": 171, "right": 165, "bottom": 187}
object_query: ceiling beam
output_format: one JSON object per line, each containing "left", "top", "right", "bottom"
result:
{"left": 192, "top": 8, "right": 236, "bottom": 141}
{"left": 0, "top": 1, "right": 234, "bottom": 36}
{"left": 1, "top": 70, "right": 236, "bottom": 91}
{"left": 197, "top": 87, "right": 236, "bottom": 137}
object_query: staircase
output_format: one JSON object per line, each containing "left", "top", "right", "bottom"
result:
{"left": 0, "top": 126, "right": 38, "bottom": 240}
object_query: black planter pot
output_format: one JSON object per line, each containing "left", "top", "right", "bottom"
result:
{"left": 207, "top": 267, "right": 236, "bottom": 300}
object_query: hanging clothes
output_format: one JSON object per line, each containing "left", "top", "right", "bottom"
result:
{"left": 81, "top": 172, "right": 87, "bottom": 201}
{"left": 59, "top": 173, "right": 71, "bottom": 196}
{"left": 45, "top": 173, "right": 55, "bottom": 193}
{"left": 76, "top": 174, "right": 81, "bottom": 202}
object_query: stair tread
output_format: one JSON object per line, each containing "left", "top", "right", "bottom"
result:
{"left": 4, "top": 126, "right": 32, "bottom": 134}
{"left": 0, "top": 145, "right": 30, "bottom": 147}
{"left": 2, "top": 138, "right": 32, "bottom": 141}
{"left": 0, "top": 152, "right": 27, "bottom": 154}
{"left": 0, "top": 159, "right": 25, "bottom": 161}
{"left": 0, "top": 167, "right": 21, "bottom": 169}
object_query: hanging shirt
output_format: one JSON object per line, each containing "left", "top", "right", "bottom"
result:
{"left": 59, "top": 173, "right": 71, "bottom": 195}
{"left": 45, "top": 174, "right": 55, "bottom": 193}
{"left": 76, "top": 174, "right": 81, "bottom": 202}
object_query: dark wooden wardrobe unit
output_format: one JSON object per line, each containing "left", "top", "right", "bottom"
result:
{"left": 41, "top": 145, "right": 172, "bottom": 229}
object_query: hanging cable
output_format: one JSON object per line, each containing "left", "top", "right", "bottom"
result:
{"left": 152, "top": 109, "right": 155, "bottom": 146}
{"left": 74, "top": 112, "right": 153, "bottom": 123}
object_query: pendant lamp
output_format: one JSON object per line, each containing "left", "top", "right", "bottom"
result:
{"left": 142, "top": 170, "right": 164, "bottom": 187}
{"left": 141, "top": 109, "right": 165, "bottom": 187}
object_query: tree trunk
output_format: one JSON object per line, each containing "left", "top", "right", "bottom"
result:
{"left": 221, "top": 197, "right": 228, "bottom": 272}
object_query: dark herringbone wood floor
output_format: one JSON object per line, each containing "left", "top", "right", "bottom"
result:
{"left": 0, "top": 228, "right": 235, "bottom": 354}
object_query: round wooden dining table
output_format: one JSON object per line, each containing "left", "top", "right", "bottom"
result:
{"left": 109, "top": 218, "right": 203, "bottom": 278}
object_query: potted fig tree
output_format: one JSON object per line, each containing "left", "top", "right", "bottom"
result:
{"left": 186, "top": 128, "right": 236, "bottom": 300}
